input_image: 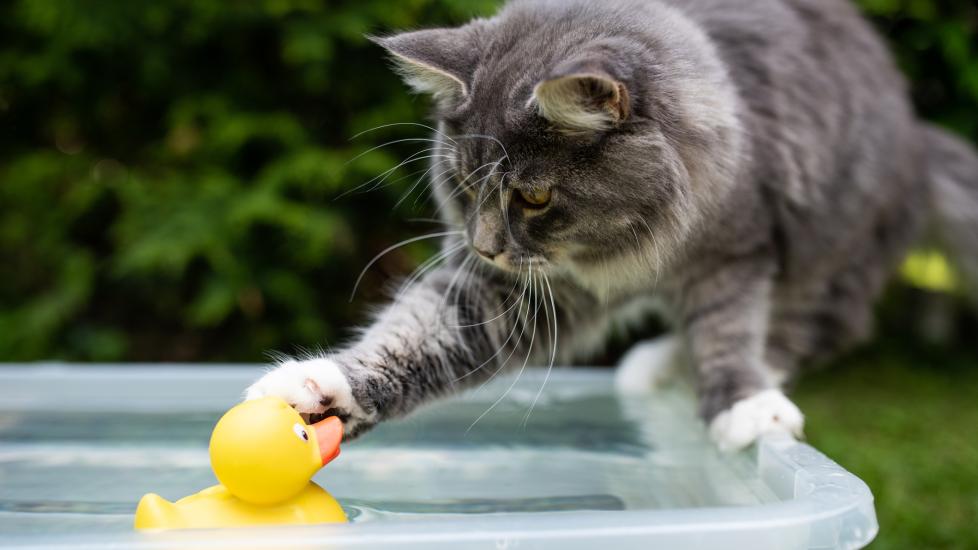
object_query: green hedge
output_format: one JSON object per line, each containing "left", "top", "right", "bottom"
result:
{"left": 0, "top": 0, "right": 975, "bottom": 361}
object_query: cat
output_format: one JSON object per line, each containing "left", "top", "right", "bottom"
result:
{"left": 246, "top": 0, "right": 978, "bottom": 451}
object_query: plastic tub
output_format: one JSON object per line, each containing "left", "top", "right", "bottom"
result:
{"left": 0, "top": 364, "right": 877, "bottom": 549}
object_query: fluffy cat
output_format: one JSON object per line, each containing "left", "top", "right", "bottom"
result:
{"left": 246, "top": 0, "right": 978, "bottom": 450}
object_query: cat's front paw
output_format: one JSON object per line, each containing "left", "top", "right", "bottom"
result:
{"left": 708, "top": 389, "right": 804, "bottom": 452}
{"left": 245, "top": 358, "right": 373, "bottom": 437}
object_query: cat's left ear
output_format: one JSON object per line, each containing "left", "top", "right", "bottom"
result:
{"left": 371, "top": 28, "right": 478, "bottom": 103}
{"left": 532, "top": 58, "right": 630, "bottom": 135}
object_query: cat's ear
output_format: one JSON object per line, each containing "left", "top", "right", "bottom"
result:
{"left": 371, "top": 29, "right": 476, "bottom": 102}
{"left": 532, "top": 59, "right": 630, "bottom": 135}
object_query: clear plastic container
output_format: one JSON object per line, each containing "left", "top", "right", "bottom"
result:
{"left": 0, "top": 364, "right": 877, "bottom": 549}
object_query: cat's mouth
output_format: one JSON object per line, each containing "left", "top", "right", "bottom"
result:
{"left": 480, "top": 251, "right": 551, "bottom": 273}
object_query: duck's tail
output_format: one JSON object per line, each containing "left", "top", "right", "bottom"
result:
{"left": 133, "top": 493, "right": 180, "bottom": 530}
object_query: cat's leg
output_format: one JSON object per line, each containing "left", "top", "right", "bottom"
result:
{"left": 245, "top": 265, "right": 522, "bottom": 438}
{"left": 766, "top": 276, "right": 878, "bottom": 380}
{"left": 677, "top": 258, "right": 804, "bottom": 451}
{"left": 615, "top": 334, "right": 684, "bottom": 395}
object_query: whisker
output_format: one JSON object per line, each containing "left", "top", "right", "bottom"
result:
{"left": 411, "top": 164, "right": 459, "bottom": 208}
{"left": 457, "top": 159, "right": 504, "bottom": 191}
{"left": 406, "top": 217, "right": 452, "bottom": 225}
{"left": 456, "top": 133, "right": 511, "bottom": 166}
{"left": 437, "top": 254, "right": 476, "bottom": 321}
{"left": 393, "top": 242, "right": 466, "bottom": 304}
{"left": 362, "top": 151, "right": 454, "bottom": 193}
{"left": 470, "top": 169, "right": 511, "bottom": 222}
{"left": 452, "top": 265, "right": 526, "bottom": 328}
{"left": 337, "top": 149, "right": 454, "bottom": 199}
{"left": 350, "top": 230, "right": 464, "bottom": 301}
{"left": 522, "top": 270, "right": 558, "bottom": 427}
{"left": 394, "top": 161, "right": 458, "bottom": 209}
{"left": 351, "top": 122, "right": 458, "bottom": 145}
{"left": 468, "top": 265, "right": 542, "bottom": 433}
{"left": 453, "top": 263, "right": 530, "bottom": 383}
{"left": 344, "top": 138, "right": 456, "bottom": 168}
{"left": 379, "top": 164, "right": 453, "bottom": 203}
{"left": 438, "top": 159, "right": 504, "bottom": 215}
{"left": 474, "top": 264, "right": 533, "bottom": 391}
{"left": 638, "top": 218, "right": 662, "bottom": 286}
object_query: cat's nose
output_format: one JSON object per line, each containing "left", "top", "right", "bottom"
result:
{"left": 474, "top": 244, "right": 500, "bottom": 260}
{"left": 472, "top": 220, "right": 504, "bottom": 260}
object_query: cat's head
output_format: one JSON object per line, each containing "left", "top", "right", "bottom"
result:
{"left": 374, "top": 1, "right": 741, "bottom": 284}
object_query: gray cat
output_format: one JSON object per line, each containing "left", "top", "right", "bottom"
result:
{"left": 247, "top": 0, "right": 978, "bottom": 450}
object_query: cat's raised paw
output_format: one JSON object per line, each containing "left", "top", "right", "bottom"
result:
{"left": 708, "top": 389, "right": 804, "bottom": 452}
{"left": 245, "top": 358, "right": 370, "bottom": 437}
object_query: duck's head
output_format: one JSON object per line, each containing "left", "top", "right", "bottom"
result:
{"left": 208, "top": 396, "right": 343, "bottom": 505}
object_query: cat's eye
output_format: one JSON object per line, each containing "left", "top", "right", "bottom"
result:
{"left": 292, "top": 423, "right": 309, "bottom": 441}
{"left": 518, "top": 188, "right": 552, "bottom": 208}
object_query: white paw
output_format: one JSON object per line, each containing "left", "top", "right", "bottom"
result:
{"left": 615, "top": 336, "right": 681, "bottom": 395}
{"left": 709, "top": 389, "right": 804, "bottom": 452}
{"left": 245, "top": 358, "right": 371, "bottom": 434}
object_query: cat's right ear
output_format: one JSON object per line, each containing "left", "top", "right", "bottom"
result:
{"left": 370, "top": 29, "right": 477, "bottom": 103}
{"left": 532, "top": 58, "right": 630, "bottom": 136}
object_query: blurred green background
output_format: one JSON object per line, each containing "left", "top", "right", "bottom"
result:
{"left": 1, "top": 1, "right": 976, "bottom": 548}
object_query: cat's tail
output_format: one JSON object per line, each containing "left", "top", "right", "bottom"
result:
{"left": 924, "top": 123, "right": 978, "bottom": 299}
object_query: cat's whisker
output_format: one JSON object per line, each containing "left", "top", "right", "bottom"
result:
{"left": 447, "top": 255, "right": 477, "bottom": 318}
{"left": 440, "top": 158, "right": 505, "bottom": 216}
{"left": 638, "top": 218, "right": 662, "bottom": 286}
{"left": 412, "top": 164, "right": 459, "bottom": 207}
{"left": 452, "top": 264, "right": 526, "bottom": 328}
{"left": 452, "top": 263, "right": 530, "bottom": 384}
{"left": 361, "top": 152, "right": 455, "bottom": 194}
{"left": 452, "top": 168, "right": 499, "bottom": 208}
{"left": 438, "top": 254, "right": 477, "bottom": 322}
{"left": 393, "top": 242, "right": 467, "bottom": 304}
{"left": 337, "top": 149, "right": 454, "bottom": 199}
{"left": 522, "top": 270, "right": 558, "bottom": 427}
{"left": 417, "top": 144, "right": 504, "bottom": 206}
{"left": 350, "top": 230, "right": 465, "bottom": 301}
{"left": 381, "top": 163, "right": 455, "bottom": 204}
{"left": 628, "top": 223, "right": 657, "bottom": 275}
{"left": 350, "top": 122, "right": 459, "bottom": 146}
{"left": 456, "top": 133, "right": 512, "bottom": 167}
{"left": 406, "top": 217, "right": 452, "bottom": 225}
{"left": 470, "top": 164, "right": 509, "bottom": 218}
{"left": 343, "top": 137, "right": 456, "bottom": 168}
{"left": 499, "top": 177, "right": 512, "bottom": 239}
{"left": 458, "top": 159, "right": 503, "bottom": 189}
{"left": 351, "top": 123, "right": 459, "bottom": 145}
{"left": 394, "top": 161, "right": 458, "bottom": 209}
{"left": 467, "top": 265, "right": 542, "bottom": 434}
{"left": 473, "top": 263, "right": 532, "bottom": 391}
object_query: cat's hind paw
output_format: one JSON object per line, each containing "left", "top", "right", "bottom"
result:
{"left": 615, "top": 336, "right": 681, "bottom": 395}
{"left": 708, "top": 389, "right": 804, "bottom": 452}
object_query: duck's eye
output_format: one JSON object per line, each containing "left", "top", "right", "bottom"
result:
{"left": 518, "top": 188, "right": 552, "bottom": 208}
{"left": 292, "top": 423, "right": 309, "bottom": 441}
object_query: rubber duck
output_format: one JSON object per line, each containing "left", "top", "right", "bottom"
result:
{"left": 134, "top": 396, "right": 347, "bottom": 530}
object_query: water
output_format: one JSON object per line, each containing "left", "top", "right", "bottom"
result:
{"left": 0, "top": 369, "right": 777, "bottom": 538}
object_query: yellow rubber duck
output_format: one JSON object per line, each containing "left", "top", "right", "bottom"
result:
{"left": 134, "top": 396, "right": 348, "bottom": 530}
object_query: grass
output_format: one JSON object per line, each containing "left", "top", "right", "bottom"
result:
{"left": 794, "top": 343, "right": 978, "bottom": 550}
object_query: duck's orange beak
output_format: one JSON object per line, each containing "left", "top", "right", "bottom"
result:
{"left": 312, "top": 416, "right": 343, "bottom": 466}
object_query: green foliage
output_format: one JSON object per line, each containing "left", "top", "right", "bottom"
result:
{"left": 0, "top": 0, "right": 497, "bottom": 360}
{"left": 0, "top": 0, "right": 975, "bottom": 361}
{"left": 856, "top": 0, "right": 978, "bottom": 140}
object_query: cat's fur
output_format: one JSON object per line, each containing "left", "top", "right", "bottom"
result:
{"left": 247, "top": 0, "right": 978, "bottom": 450}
